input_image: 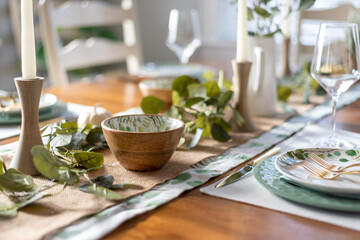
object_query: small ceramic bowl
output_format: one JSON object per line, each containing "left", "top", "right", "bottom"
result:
{"left": 138, "top": 79, "right": 173, "bottom": 106}
{"left": 101, "top": 114, "right": 184, "bottom": 171}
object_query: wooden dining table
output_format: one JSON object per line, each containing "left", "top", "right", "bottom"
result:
{"left": 38, "top": 77, "right": 360, "bottom": 240}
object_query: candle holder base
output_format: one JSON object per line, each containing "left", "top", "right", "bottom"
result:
{"left": 230, "top": 60, "right": 256, "bottom": 132}
{"left": 9, "top": 77, "right": 44, "bottom": 175}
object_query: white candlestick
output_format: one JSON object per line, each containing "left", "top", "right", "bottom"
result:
{"left": 283, "top": 0, "right": 290, "bottom": 38}
{"left": 236, "top": 0, "right": 248, "bottom": 62}
{"left": 21, "top": 0, "right": 37, "bottom": 79}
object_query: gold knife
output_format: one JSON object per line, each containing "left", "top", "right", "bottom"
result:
{"left": 215, "top": 147, "right": 281, "bottom": 188}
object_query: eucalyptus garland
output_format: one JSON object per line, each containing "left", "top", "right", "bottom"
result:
{"left": 0, "top": 122, "right": 132, "bottom": 219}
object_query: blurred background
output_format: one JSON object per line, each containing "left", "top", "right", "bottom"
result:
{"left": 0, "top": 0, "right": 359, "bottom": 91}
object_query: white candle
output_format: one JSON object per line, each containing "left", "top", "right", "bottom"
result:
{"left": 21, "top": 0, "right": 37, "bottom": 79}
{"left": 236, "top": 0, "right": 248, "bottom": 62}
{"left": 282, "top": 0, "right": 290, "bottom": 38}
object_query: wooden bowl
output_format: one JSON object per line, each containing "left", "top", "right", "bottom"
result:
{"left": 138, "top": 79, "right": 173, "bottom": 107}
{"left": 101, "top": 114, "right": 184, "bottom": 171}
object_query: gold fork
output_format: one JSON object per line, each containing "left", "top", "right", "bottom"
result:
{"left": 308, "top": 152, "right": 360, "bottom": 172}
{"left": 300, "top": 160, "right": 360, "bottom": 180}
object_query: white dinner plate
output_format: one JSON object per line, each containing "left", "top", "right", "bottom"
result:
{"left": 275, "top": 148, "right": 360, "bottom": 194}
{"left": 1, "top": 93, "right": 58, "bottom": 115}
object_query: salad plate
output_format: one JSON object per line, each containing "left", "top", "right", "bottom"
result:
{"left": 0, "top": 93, "right": 58, "bottom": 115}
{"left": 254, "top": 157, "right": 360, "bottom": 212}
{"left": 275, "top": 148, "right": 360, "bottom": 194}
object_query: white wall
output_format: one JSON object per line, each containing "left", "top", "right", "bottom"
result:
{"left": 0, "top": 1, "right": 19, "bottom": 91}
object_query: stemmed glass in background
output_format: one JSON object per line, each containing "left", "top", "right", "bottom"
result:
{"left": 311, "top": 23, "right": 360, "bottom": 147}
{"left": 165, "top": 9, "right": 202, "bottom": 64}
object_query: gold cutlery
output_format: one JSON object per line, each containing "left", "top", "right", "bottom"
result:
{"left": 299, "top": 159, "right": 360, "bottom": 180}
{"left": 308, "top": 152, "right": 360, "bottom": 172}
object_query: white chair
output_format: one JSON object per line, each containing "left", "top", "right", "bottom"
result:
{"left": 38, "top": 0, "right": 142, "bottom": 86}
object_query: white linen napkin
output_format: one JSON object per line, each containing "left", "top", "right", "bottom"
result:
{"left": 200, "top": 124, "right": 360, "bottom": 232}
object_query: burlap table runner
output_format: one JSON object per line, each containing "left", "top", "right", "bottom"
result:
{"left": 0, "top": 96, "right": 322, "bottom": 240}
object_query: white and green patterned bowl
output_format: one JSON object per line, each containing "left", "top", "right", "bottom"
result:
{"left": 101, "top": 114, "right": 184, "bottom": 171}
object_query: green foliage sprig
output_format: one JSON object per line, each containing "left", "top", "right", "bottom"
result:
{"left": 141, "top": 75, "right": 243, "bottom": 148}
{"left": 0, "top": 122, "right": 138, "bottom": 219}
{"left": 232, "top": 0, "right": 316, "bottom": 37}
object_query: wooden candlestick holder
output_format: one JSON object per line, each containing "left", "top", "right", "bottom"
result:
{"left": 231, "top": 60, "right": 256, "bottom": 132}
{"left": 278, "top": 37, "right": 291, "bottom": 78}
{"left": 9, "top": 77, "right": 44, "bottom": 175}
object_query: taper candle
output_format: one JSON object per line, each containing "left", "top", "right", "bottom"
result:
{"left": 21, "top": 0, "right": 37, "bottom": 79}
{"left": 282, "top": 0, "right": 290, "bottom": 38}
{"left": 236, "top": 0, "right": 248, "bottom": 62}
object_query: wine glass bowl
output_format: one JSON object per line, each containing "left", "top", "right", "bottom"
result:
{"left": 165, "top": 9, "right": 202, "bottom": 64}
{"left": 311, "top": 23, "right": 360, "bottom": 147}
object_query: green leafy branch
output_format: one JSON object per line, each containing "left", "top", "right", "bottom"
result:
{"left": 141, "top": 75, "right": 243, "bottom": 148}
{"left": 232, "top": 0, "right": 316, "bottom": 37}
{"left": 0, "top": 122, "right": 138, "bottom": 219}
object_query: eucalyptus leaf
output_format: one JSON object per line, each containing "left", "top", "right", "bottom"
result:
{"left": 203, "top": 81, "right": 221, "bottom": 98}
{"left": 172, "top": 90, "right": 182, "bottom": 105}
{"left": 0, "top": 203, "right": 17, "bottom": 219}
{"left": 218, "top": 90, "right": 233, "bottom": 109}
{"left": 86, "top": 127, "right": 105, "bottom": 144}
{"left": 205, "top": 98, "right": 218, "bottom": 106}
{"left": 254, "top": 6, "right": 271, "bottom": 19}
{"left": 298, "top": 0, "right": 316, "bottom": 11}
{"left": 187, "top": 128, "right": 203, "bottom": 149}
{"left": 247, "top": 7, "right": 254, "bottom": 21}
{"left": 141, "top": 96, "right": 165, "bottom": 114}
{"left": 82, "top": 142, "right": 108, "bottom": 152}
{"left": 172, "top": 75, "right": 197, "bottom": 97}
{"left": 50, "top": 134, "right": 73, "bottom": 148}
{"left": 73, "top": 152, "right": 104, "bottom": 169}
{"left": 259, "top": 0, "right": 271, "bottom": 4}
{"left": 32, "top": 146, "right": 79, "bottom": 185}
{"left": 0, "top": 157, "right": 6, "bottom": 175}
{"left": 263, "top": 29, "right": 281, "bottom": 37}
{"left": 0, "top": 192, "right": 50, "bottom": 219}
{"left": 81, "top": 123, "right": 93, "bottom": 133}
{"left": 278, "top": 86, "right": 292, "bottom": 102}
{"left": 211, "top": 124, "right": 231, "bottom": 142}
{"left": 177, "top": 137, "right": 185, "bottom": 148}
{"left": 62, "top": 132, "right": 87, "bottom": 150}
{"left": 216, "top": 118, "right": 231, "bottom": 133}
{"left": 0, "top": 169, "right": 40, "bottom": 193}
{"left": 187, "top": 83, "right": 207, "bottom": 98}
{"left": 185, "top": 97, "right": 204, "bottom": 108}
{"left": 79, "top": 183, "right": 123, "bottom": 200}
{"left": 60, "top": 122, "right": 78, "bottom": 133}
{"left": 110, "top": 183, "right": 143, "bottom": 190}
{"left": 233, "top": 109, "right": 244, "bottom": 127}
{"left": 78, "top": 175, "right": 114, "bottom": 190}
{"left": 270, "top": 6, "right": 280, "bottom": 15}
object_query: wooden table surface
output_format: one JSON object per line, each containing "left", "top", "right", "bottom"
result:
{"left": 44, "top": 78, "right": 360, "bottom": 240}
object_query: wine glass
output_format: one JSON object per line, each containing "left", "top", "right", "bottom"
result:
{"left": 165, "top": 9, "right": 202, "bottom": 64}
{"left": 311, "top": 23, "right": 360, "bottom": 147}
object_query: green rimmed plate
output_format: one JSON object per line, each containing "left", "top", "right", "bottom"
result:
{"left": 0, "top": 101, "right": 67, "bottom": 124}
{"left": 254, "top": 157, "right": 360, "bottom": 212}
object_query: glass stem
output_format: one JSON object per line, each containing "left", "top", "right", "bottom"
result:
{"left": 180, "top": 55, "right": 189, "bottom": 64}
{"left": 330, "top": 95, "right": 338, "bottom": 139}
